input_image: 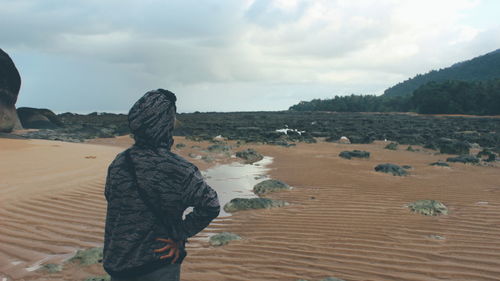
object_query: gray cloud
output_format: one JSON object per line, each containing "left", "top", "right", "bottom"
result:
{"left": 2, "top": 0, "right": 499, "bottom": 112}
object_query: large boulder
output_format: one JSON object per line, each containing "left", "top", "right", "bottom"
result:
{"left": 17, "top": 107, "right": 63, "bottom": 129}
{"left": 223, "top": 198, "right": 288, "bottom": 213}
{"left": 0, "top": 48, "right": 22, "bottom": 132}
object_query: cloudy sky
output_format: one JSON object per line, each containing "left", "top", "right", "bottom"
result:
{"left": 2, "top": 0, "right": 499, "bottom": 113}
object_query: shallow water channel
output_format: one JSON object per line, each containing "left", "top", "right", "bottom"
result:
{"left": 200, "top": 156, "right": 273, "bottom": 217}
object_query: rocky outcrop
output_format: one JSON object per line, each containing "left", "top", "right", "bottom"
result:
{"left": 0, "top": 48, "right": 22, "bottom": 132}
{"left": 407, "top": 200, "right": 448, "bottom": 216}
{"left": 209, "top": 232, "right": 242, "bottom": 246}
{"left": 223, "top": 198, "right": 288, "bottom": 213}
{"left": 374, "top": 163, "right": 408, "bottom": 176}
{"left": 17, "top": 107, "right": 63, "bottom": 129}
{"left": 236, "top": 148, "right": 264, "bottom": 164}
{"left": 339, "top": 150, "right": 370, "bottom": 159}
{"left": 253, "top": 179, "right": 291, "bottom": 195}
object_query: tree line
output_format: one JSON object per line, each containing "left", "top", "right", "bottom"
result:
{"left": 289, "top": 79, "right": 500, "bottom": 115}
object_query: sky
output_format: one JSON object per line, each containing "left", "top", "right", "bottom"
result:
{"left": 1, "top": 0, "right": 499, "bottom": 113}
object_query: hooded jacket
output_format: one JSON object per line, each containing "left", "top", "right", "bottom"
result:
{"left": 103, "top": 89, "right": 220, "bottom": 278}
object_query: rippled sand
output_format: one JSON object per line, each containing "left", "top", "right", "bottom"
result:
{"left": 1, "top": 137, "right": 500, "bottom": 281}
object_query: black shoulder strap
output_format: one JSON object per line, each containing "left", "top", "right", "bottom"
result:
{"left": 124, "top": 149, "right": 176, "bottom": 238}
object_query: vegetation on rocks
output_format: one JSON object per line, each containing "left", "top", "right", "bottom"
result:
{"left": 253, "top": 179, "right": 290, "bottom": 195}
{"left": 407, "top": 200, "right": 448, "bottom": 216}
{"left": 374, "top": 163, "right": 408, "bottom": 176}
{"left": 209, "top": 232, "right": 242, "bottom": 246}
{"left": 223, "top": 198, "right": 288, "bottom": 213}
{"left": 339, "top": 150, "right": 370, "bottom": 159}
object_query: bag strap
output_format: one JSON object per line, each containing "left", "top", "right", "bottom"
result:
{"left": 124, "top": 149, "right": 177, "bottom": 239}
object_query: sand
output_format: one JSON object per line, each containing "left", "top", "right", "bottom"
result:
{"left": 1, "top": 137, "right": 500, "bottom": 281}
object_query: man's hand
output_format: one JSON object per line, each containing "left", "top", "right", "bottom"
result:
{"left": 153, "top": 238, "right": 180, "bottom": 263}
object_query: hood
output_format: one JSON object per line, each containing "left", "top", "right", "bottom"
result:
{"left": 128, "top": 89, "right": 177, "bottom": 149}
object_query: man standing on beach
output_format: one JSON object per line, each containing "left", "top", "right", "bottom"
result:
{"left": 103, "top": 89, "right": 220, "bottom": 281}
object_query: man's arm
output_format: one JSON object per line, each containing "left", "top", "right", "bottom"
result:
{"left": 175, "top": 168, "right": 220, "bottom": 240}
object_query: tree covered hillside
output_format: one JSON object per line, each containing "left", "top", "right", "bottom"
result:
{"left": 383, "top": 49, "right": 500, "bottom": 97}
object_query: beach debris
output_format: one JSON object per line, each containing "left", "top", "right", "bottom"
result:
{"left": 41, "top": 263, "right": 63, "bottom": 273}
{"left": 83, "top": 275, "right": 111, "bottom": 281}
{"left": 338, "top": 136, "right": 351, "bottom": 144}
{"left": 384, "top": 142, "right": 398, "bottom": 150}
{"left": 223, "top": 198, "right": 288, "bottom": 213}
{"left": 69, "top": 247, "right": 103, "bottom": 265}
{"left": 446, "top": 155, "right": 479, "bottom": 164}
{"left": 85, "top": 155, "right": 96, "bottom": 159}
{"left": 236, "top": 148, "right": 264, "bottom": 164}
{"left": 209, "top": 232, "right": 242, "bottom": 247}
{"left": 253, "top": 179, "right": 291, "bottom": 195}
{"left": 407, "top": 200, "right": 448, "bottom": 216}
{"left": 437, "top": 138, "right": 470, "bottom": 155}
{"left": 339, "top": 150, "right": 370, "bottom": 159}
{"left": 428, "top": 235, "right": 446, "bottom": 240}
{"left": 175, "top": 143, "right": 186, "bottom": 149}
{"left": 430, "top": 161, "right": 450, "bottom": 167}
{"left": 374, "top": 163, "right": 408, "bottom": 176}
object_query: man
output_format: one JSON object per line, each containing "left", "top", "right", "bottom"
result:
{"left": 103, "top": 89, "right": 220, "bottom": 281}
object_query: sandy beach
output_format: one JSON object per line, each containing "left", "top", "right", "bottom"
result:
{"left": 1, "top": 136, "right": 500, "bottom": 281}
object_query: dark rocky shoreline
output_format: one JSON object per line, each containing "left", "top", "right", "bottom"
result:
{"left": 5, "top": 111, "right": 500, "bottom": 155}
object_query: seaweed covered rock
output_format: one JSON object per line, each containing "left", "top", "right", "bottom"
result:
{"left": 209, "top": 232, "right": 242, "bottom": 246}
{"left": 430, "top": 161, "right": 450, "bottom": 167}
{"left": 437, "top": 138, "right": 470, "bottom": 155}
{"left": 175, "top": 143, "right": 186, "bottom": 149}
{"left": 339, "top": 150, "right": 370, "bottom": 159}
{"left": 374, "top": 163, "right": 408, "bottom": 176}
{"left": 236, "top": 148, "right": 264, "bottom": 164}
{"left": 69, "top": 247, "right": 103, "bottom": 265}
{"left": 17, "top": 107, "right": 63, "bottom": 129}
{"left": 207, "top": 144, "right": 231, "bottom": 153}
{"left": 384, "top": 142, "right": 398, "bottom": 150}
{"left": 446, "top": 155, "right": 479, "bottom": 164}
{"left": 407, "top": 200, "right": 448, "bottom": 216}
{"left": 253, "top": 179, "right": 290, "bottom": 195}
{"left": 223, "top": 198, "right": 288, "bottom": 213}
{"left": 41, "top": 263, "right": 63, "bottom": 273}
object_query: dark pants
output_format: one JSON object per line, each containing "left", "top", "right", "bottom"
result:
{"left": 112, "top": 264, "right": 181, "bottom": 281}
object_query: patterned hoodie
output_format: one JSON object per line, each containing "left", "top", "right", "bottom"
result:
{"left": 103, "top": 89, "right": 220, "bottom": 278}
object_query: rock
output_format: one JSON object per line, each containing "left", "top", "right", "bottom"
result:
{"left": 223, "top": 198, "right": 288, "bottom": 213}
{"left": 41, "top": 263, "right": 63, "bottom": 273}
{"left": 270, "top": 140, "right": 296, "bottom": 147}
{"left": 253, "top": 179, "right": 290, "bottom": 195}
{"left": 407, "top": 200, "right": 448, "bottom": 216}
{"left": 374, "top": 163, "right": 408, "bottom": 176}
{"left": 320, "top": 278, "right": 346, "bottom": 281}
{"left": 83, "top": 276, "right": 111, "bottom": 281}
{"left": 430, "top": 161, "right": 449, "bottom": 167}
{"left": 339, "top": 150, "right": 370, "bottom": 159}
{"left": 446, "top": 155, "right": 479, "bottom": 164}
{"left": 209, "top": 232, "right": 242, "bottom": 246}
{"left": 236, "top": 148, "right": 264, "bottom": 164}
{"left": 69, "top": 247, "right": 103, "bottom": 265}
{"left": 0, "top": 48, "right": 23, "bottom": 132}
{"left": 384, "top": 142, "right": 398, "bottom": 150}
{"left": 406, "top": 145, "right": 417, "bottom": 152}
{"left": 175, "top": 143, "right": 186, "bottom": 149}
{"left": 207, "top": 144, "right": 231, "bottom": 153}
{"left": 477, "top": 149, "right": 497, "bottom": 162}
{"left": 402, "top": 165, "right": 412, "bottom": 169}
{"left": 338, "top": 136, "right": 351, "bottom": 144}
{"left": 17, "top": 107, "right": 62, "bottom": 129}
{"left": 201, "top": 155, "right": 214, "bottom": 163}
{"left": 188, "top": 153, "right": 200, "bottom": 159}
{"left": 437, "top": 138, "right": 470, "bottom": 155}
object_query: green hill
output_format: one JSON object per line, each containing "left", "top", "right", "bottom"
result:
{"left": 383, "top": 49, "right": 500, "bottom": 97}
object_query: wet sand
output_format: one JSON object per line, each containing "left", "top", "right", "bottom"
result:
{"left": 1, "top": 137, "right": 500, "bottom": 281}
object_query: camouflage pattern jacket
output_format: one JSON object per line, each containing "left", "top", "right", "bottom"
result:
{"left": 103, "top": 90, "right": 220, "bottom": 278}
